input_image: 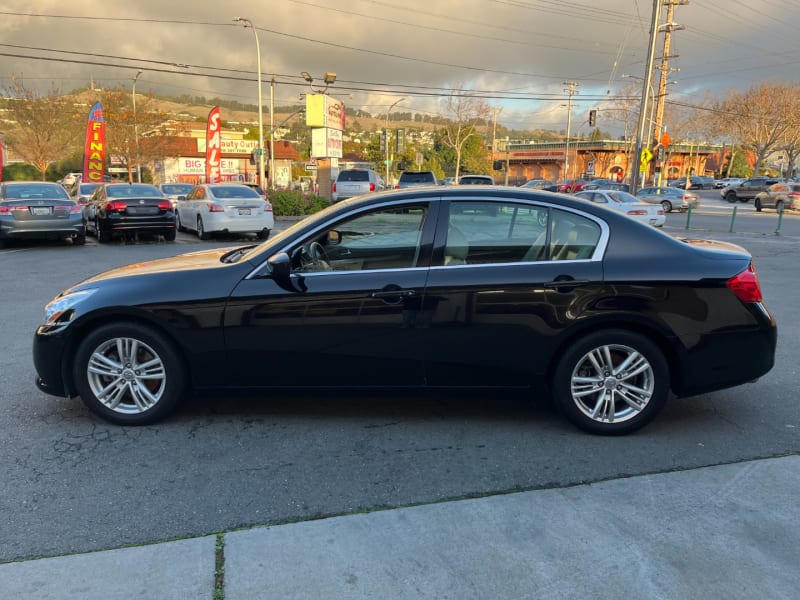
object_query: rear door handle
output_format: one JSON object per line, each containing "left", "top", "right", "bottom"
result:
{"left": 543, "top": 278, "right": 590, "bottom": 290}
{"left": 371, "top": 289, "right": 416, "bottom": 299}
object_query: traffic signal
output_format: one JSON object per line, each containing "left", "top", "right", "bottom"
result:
{"left": 589, "top": 109, "right": 597, "bottom": 127}
{"left": 493, "top": 160, "right": 505, "bottom": 171}
{"left": 379, "top": 131, "right": 387, "bottom": 153}
{"left": 395, "top": 128, "right": 405, "bottom": 154}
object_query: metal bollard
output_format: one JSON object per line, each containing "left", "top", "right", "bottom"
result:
{"left": 775, "top": 203, "right": 784, "bottom": 235}
{"left": 685, "top": 204, "right": 693, "bottom": 230}
{"left": 729, "top": 205, "right": 737, "bottom": 233}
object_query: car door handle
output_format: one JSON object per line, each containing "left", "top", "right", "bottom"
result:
{"left": 371, "top": 288, "right": 416, "bottom": 299}
{"left": 543, "top": 278, "right": 590, "bottom": 290}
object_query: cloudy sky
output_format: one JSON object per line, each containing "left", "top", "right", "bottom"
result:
{"left": 1, "top": 0, "right": 797, "bottom": 132}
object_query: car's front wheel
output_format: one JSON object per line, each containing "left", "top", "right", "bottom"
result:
{"left": 661, "top": 200, "right": 672, "bottom": 213}
{"left": 552, "top": 329, "right": 669, "bottom": 435}
{"left": 73, "top": 322, "right": 186, "bottom": 425}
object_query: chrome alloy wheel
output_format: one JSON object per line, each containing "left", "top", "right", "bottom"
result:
{"left": 569, "top": 343, "right": 655, "bottom": 424}
{"left": 86, "top": 337, "right": 166, "bottom": 414}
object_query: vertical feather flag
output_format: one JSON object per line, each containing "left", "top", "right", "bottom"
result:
{"left": 206, "top": 107, "right": 221, "bottom": 184}
{"left": 82, "top": 103, "right": 106, "bottom": 183}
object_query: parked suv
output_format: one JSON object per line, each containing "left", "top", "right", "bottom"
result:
{"left": 396, "top": 171, "right": 438, "bottom": 188}
{"left": 754, "top": 182, "right": 800, "bottom": 212}
{"left": 332, "top": 169, "right": 385, "bottom": 202}
{"left": 721, "top": 177, "right": 783, "bottom": 203}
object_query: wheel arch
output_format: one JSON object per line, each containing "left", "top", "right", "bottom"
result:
{"left": 61, "top": 310, "right": 191, "bottom": 397}
{"left": 545, "top": 318, "right": 682, "bottom": 394}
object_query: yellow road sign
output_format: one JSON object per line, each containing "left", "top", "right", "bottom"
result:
{"left": 640, "top": 147, "right": 653, "bottom": 164}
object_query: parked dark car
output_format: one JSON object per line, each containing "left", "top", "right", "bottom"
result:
{"left": 84, "top": 183, "right": 176, "bottom": 243}
{"left": 754, "top": 182, "right": 800, "bottom": 212}
{"left": 672, "top": 176, "right": 715, "bottom": 190}
{"left": 33, "top": 188, "right": 776, "bottom": 435}
{"left": 0, "top": 181, "right": 86, "bottom": 247}
{"left": 521, "top": 179, "right": 556, "bottom": 190}
{"left": 458, "top": 175, "right": 495, "bottom": 185}
{"left": 396, "top": 171, "right": 438, "bottom": 188}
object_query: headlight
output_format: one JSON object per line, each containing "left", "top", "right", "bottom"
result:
{"left": 43, "top": 289, "right": 97, "bottom": 325}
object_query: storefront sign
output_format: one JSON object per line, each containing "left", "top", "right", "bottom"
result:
{"left": 176, "top": 157, "right": 239, "bottom": 176}
{"left": 196, "top": 138, "right": 259, "bottom": 154}
{"left": 311, "top": 128, "right": 343, "bottom": 158}
{"left": 305, "top": 94, "right": 346, "bottom": 131}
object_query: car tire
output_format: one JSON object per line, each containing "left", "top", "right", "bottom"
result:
{"left": 257, "top": 228, "right": 270, "bottom": 240}
{"left": 73, "top": 234, "right": 86, "bottom": 246}
{"left": 754, "top": 198, "right": 762, "bottom": 212}
{"left": 725, "top": 192, "right": 737, "bottom": 203}
{"left": 661, "top": 200, "right": 672, "bottom": 213}
{"left": 551, "top": 329, "right": 669, "bottom": 435}
{"left": 72, "top": 321, "right": 186, "bottom": 425}
{"left": 96, "top": 219, "right": 111, "bottom": 243}
{"left": 176, "top": 212, "right": 185, "bottom": 232}
{"left": 197, "top": 217, "right": 210, "bottom": 240}
{"left": 163, "top": 230, "right": 176, "bottom": 242}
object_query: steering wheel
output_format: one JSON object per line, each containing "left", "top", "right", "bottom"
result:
{"left": 307, "top": 241, "right": 331, "bottom": 271}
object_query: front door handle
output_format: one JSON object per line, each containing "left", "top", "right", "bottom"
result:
{"left": 543, "top": 278, "right": 590, "bottom": 290}
{"left": 371, "top": 288, "right": 416, "bottom": 299}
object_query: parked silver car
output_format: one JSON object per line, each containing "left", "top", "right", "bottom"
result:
{"left": 637, "top": 186, "right": 700, "bottom": 213}
{"left": 332, "top": 169, "right": 385, "bottom": 202}
{"left": 0, "top": 181, "right": 86, "bottom": 247}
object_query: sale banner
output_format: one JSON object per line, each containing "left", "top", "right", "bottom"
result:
{"left": 82, "top": 103, "right": 106, "bottom": 183}
{"left": 205, "top": 106, "right": 221, "bottom": 183}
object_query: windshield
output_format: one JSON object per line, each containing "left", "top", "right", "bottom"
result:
{"left": 3, "top": 183, "right": 69, "bottom": 199}
{"left": 161, "top": 184, "right": 194, "bottom": 195}
{"left": 106, "top": 184, "right": 164, "bottom": 198}
{"left": 209, "top": 185, "right": 262, "bottom": 199}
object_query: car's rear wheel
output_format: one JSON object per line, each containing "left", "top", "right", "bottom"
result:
{"left": 73, "top": 322, "right": 186, "bottom": 425}
{"left": 725, "top": 192, "right": 737, "bottom": 203}
{"left": 163, "top": 230, "right": 176, "bottom": 242}
{"left": 552, "top": 329, "right": 669, "bottom": 435}
{"left": 197, "top": 216, "right": 210, "bottom": 240}
{"left": 754, "top": 198, "right": 762, "bottom": 211}
{"left": 257, "top": 228, "right": 270, "bottom": 240}
{"left": 72, "top": 234, "right": 86, "bottom": 246}
{"left": 661, "top": 200, "right": 672, "bottom": 213}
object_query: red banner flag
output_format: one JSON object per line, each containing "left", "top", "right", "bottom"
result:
{"left": 82, "top": 103, "right": 106, "bottom": 183}
{"left": 206, "top": 106, "right": 221, "bottom": 184}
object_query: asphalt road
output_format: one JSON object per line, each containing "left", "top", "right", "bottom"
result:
{"left": 1, "top": 204, "right": 798, "bottom": 563}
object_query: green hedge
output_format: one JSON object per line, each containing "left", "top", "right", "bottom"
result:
{"left": 266, "top": 189, "right": 330, "bottom": 216}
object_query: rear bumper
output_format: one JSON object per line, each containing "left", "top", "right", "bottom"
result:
{"left": 99, "top": 214, "right": 176, "bottom": 234}
{"left": 1, "top": 218, "right": 85, "bottom": 240}
{"left": 203, "top": 213, "right": 274, "bottom": 234}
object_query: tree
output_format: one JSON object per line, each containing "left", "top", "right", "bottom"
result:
{"left": 1, "top": 79, "right": 82, "bottom": 180}
{"left": 712, "top": 83, "right": 798, "bottom": 176}
{"left": 439, "top": 85, "right": 491, "bottom": 180}
{"left": 98, "top": 86, "right": 170, "bottom": 183}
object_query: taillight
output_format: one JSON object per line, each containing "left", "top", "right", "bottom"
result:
{"left": 70, "top": 204, "right": 82, "bottom": 213}
{"left": 207, "top": 203, "right": 225, "bottom": 213}
{"left": 106, "top": 201, "right": 127, "bottom": 211}
{"left": 657, "top": 209, "right": 665, "bottom": 215}
{"left": 394, "top": 185, "right": 400, "bottom": 189}
{"left": 158, "top": 201, "right": 171, "bottom": 210}
{"left": 727, "top": 262, "right": 762, "bottom": 303}
{"left": 369, "top": 183, "right": 376, "bottom": 192}
{"left": 627, "top": 209, "right": 648, "bottom": 215}
{"left": 264, "top": 201, "right": 273, "bottom": 212}
{"left": 0, "top": 206, "right": 10, "bottom": 214}
{"left": 332, "top": 183, "right": 337, "bottom": 193}
{"left": 788, "top": 192, "right": 800, "bottom": 198}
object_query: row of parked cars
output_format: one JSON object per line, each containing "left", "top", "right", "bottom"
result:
{"left": 0, "top": 180, "right": 274, "bottom": 248}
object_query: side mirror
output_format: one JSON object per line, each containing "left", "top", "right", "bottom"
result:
{"left": 267, "top": 252, "right": 305, "bottom": 293}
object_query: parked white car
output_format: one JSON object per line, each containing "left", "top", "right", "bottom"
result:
{"left": 175, "top": 183, "right": 274, "bottom": 240}
{"left": 574, "top": 190, "right": 666, "bottom": 227}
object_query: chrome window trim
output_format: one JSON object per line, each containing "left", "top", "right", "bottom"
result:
{"left": 246, "top": 195, "right": 611, "bottom": 279}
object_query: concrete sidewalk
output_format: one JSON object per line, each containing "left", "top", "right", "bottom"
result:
{"left": 2, "top": 456, "right": 798, "bottom": 599}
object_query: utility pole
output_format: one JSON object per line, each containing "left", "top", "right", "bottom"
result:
{"left": 630, "top": 0, "right": 663, "bottom": 194}
{"left": 653, "top": 1, "right": 686, "bottom": 145}
{"left": 563, "top": 81, "right": 579, "bottom": 183}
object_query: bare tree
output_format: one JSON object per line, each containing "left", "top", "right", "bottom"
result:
{"left": 778, "top": 88, "right": 800, "bottom": 178}
{"left": 1, "top": 79, "right": 82, "bottom": 180}
{"left": 713, "top": 82, "right": 796, "bottom": 176}
{"left": 440, "top": 84, "right": 491, "bottom": 180}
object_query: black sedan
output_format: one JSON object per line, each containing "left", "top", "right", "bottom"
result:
{"left": 33, "top": 188, "right": 777, "bottom": 435}
{"left": 0, "top": 181, "right": 86, "bottom": 247}
{"left": 84, "top": 183, "right": 176, "bottom": 242}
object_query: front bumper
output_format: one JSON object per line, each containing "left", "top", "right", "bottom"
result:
{"left": 32, "top": 325, "right": 74, "bottom": 398}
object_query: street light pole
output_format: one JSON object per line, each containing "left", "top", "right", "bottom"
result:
{"left": 234, "top": 17, "right": 265, "bottom": 189}
{"left": 132, "top": 70, "right": 143, "bottom": 183}
{"left": 562, "top": 81, "right": 579, "bottom": 184}
{"left": 385, "top": 98, "right": 405, "bottom": 186}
